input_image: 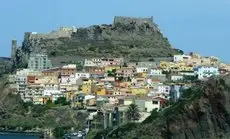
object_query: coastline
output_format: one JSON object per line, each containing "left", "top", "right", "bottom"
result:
{"left": 0, "top": 130, "right": 42, "bottom": 137}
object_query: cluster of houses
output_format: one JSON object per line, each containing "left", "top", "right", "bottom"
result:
{"left": 8, "top": 52, "right": 230, "bottom": 125}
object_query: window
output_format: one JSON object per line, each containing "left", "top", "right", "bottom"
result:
{"left": 152, "top": 101, "right": 158, "bottom": 104}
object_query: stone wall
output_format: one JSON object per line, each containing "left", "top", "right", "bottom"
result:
{"left": 114, "top": 16, "right": 154, "bottom": 26}
{"left": 25, "top": 27, "right": 73, "bottom": 40}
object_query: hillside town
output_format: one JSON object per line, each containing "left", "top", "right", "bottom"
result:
{"left": 7, "top": 49, "right": 230, "bottom": 134}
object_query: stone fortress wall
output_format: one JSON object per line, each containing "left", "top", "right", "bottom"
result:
{"left": 113, "top": 16, "right": 154, "bottom": 26}
{"left": 24, "top": 16, "right": 157, "bottom": 40}
{"left": 25, "top": 27, "right": 76, "bottom": 40}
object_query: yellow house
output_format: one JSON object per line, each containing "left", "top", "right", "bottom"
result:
{"left": 33, "top": 97, "right": 44, "bottom": 105}
{"left": 181, "top": 65, "right": 193, "bottom": 71}
{"left": 34, "top": 75, "right": 59, "bottom": 85}
{"left": 96, "top": 88, "right": 106, "bottom": 95}
{"left": 82, "top": 79, "right": 92, "bottom": 94}
{"left": 136, "top": 72, "right": 147, "bottom": 78}
{"left": 172, "top": 62, "right": 193, "bottom": 71}
{"left": 43, "top": 97, "right": 53, "bottom": 104}
{"left": 131, "top": 87, "right": 148, "bottom": 95}
{"left": 82, "top": 84, "right": 91, "bottom": 94}
{"left": 160, "top": 62, "right": 194, "bottom": 72}
{"left": 160, "top": 61, "right": 171, "bottom": 71}
{"left": 104, "top": 66, "right": 121, "bottom": 72}
{"left": 66, "top": 91, "right": 76, "bottom": 101}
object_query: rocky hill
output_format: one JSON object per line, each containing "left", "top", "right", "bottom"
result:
{"left": 20, "top": 16, "right": 182, "bottom": 65}
{"left": 100, "top": 75, "right": 230, "bottom": 139}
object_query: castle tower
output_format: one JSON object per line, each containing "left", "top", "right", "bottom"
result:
{"left": 11, "top": 39, "right": 17, "bottom": 61}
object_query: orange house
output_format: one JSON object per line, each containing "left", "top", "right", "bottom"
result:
{"left": 42, "top": 67, "right": 61, "bottom": 76}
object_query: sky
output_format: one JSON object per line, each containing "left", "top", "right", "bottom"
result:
{"left": 0, "top": 0, "right": 230, "bottom": 62}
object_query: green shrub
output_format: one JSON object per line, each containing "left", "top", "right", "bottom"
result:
{"left": 53, "top": 127, "right": 65, "bottom": 138}
{"left": 54, "top": 97, "right": 71, "bottom": 106}
{"left": 142, "top": 109, "right": 158, "bottom": 124}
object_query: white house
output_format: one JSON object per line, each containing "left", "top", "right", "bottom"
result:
{"left": 107, "top": 96, "right": 119, "bottom": 105}
{"left": 194, "top": 66, "right": 219, "bottom": 80}
{"left": 171, "top": 75, "right": 184, "bottom": 81}
{"left": 60, "top": 76, "right": 77, "bottom": 84}
{"left": 62, "top": 64, "right": 77, "bottom": 69}
{"left": 15, "top": 75, "right": 28, "bottom": 99}
{"left": 150, "top": 69, "right": 162, "bottom": 75}
{"left": 179, "top": 71, "right": 196, "bottom": 76}
{"left": 157, "top": 85, "right": 171, "bottom": 95}
{"left": 84, "top": 59, "right": 99, "bottom": 67}
{"left": 16, "top": 69, "right": 33, "bottom": 76}
{"left": 43, "top": 84, "right": 59, "bottom": 90}
{"left": 43, "top": 89, "right": 63, "bottom": 102}
{"left": 174, "top": 54, "right": 191, "bottom": 62}
{"left": 136, "top": 67, "right": 148, "bottom": 73}
{"left": 75, "top": 72, "right": 90, "bottom": 79}
{"left": 145, "top": 99, "right": 161, "bottom": 112}
{"left": 124, "top": 99, "right": 133, "bottom": 106}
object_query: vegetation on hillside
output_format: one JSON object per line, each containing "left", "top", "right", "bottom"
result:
{"left": 0, "top": 76, "right": 88, "bottom": 136}
{"left": 0, "top": 57, "right": 12, "bottom": 77}
{"left": 91, "top": 77, "right": 230, "bottom": 139}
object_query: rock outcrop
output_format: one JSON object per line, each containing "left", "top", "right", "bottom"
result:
{"left": 107, "top": 76, "right": 230, "bottom": 139}
{"left": 20, "top": 16, "right": 181, "bottom": 65}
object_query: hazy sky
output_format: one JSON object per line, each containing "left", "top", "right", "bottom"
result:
{"left": 1, "top": 0, "right": 230, "bottom": 62}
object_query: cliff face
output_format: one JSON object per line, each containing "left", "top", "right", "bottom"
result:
{"left": 108, "top": 76, "right": 230, "bottom": 139}
{"left": 20, "top": 16, "right": 181, "bottom": 65}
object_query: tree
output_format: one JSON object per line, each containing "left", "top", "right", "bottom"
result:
{"left": 117, "top": 76, "right": 124, "bottom": 82}
{"left": 127, "top": 77, "right": 132, "bottom": 82}
{"left": 123, "top": 63, "right": 128, "bottom": 67}
{"left": 54, "top": 97, "right": 70, "bottom": 105}
{"left": 143, "top": 109, "right": 158, "bottom": 124}
{"left": 107, "top": 70, "right": 114, "bottom": 77}
{"left": 53, "top": 127, "right": 65, "bottom": 138}
{"left": 125, "top": 104, "right": 141, "bottom": 122}
{"left": 44, "top": 100, "right": 56, "bottom": 110}
{"left": 112, "top": 69, "right": 117, "bottom": 73}
{"left": 32, "top": 105, "right": 45, "bottom": 118}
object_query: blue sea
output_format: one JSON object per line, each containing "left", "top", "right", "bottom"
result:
{"left": 0, "top": 133, "right": 39, "bottom": 139}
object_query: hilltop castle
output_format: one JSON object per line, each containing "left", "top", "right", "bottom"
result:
{"left": 22, "top": 16, "right": 156, "bottom": 41}
{"left": 113, "top": 16, "right": 154, "bottom": 26}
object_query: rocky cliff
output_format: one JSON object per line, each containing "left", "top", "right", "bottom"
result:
{"left": 20, "top": 16, "right": 182, "bottom": 65}
{"left": 106, "top": 76, "right": 230, "bottom": 139}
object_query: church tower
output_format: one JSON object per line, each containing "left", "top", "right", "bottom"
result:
{"left": 11, "top": 39, "right": 17, "bottom": 61}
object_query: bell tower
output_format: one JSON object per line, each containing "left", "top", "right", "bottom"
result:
{"left": 11, "top": 39, "right": 17, "bottom": 61}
